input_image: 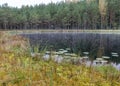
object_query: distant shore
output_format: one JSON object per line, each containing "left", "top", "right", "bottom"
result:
{"left": 1, "top": 29, "right": 120, "bottom": 35}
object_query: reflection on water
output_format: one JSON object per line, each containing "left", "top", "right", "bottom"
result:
{"left": 21, "top": 32, "right": 120, "bottom": 63}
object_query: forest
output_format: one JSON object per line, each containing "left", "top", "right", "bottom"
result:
{"left": 0, "top": 0, "right": 120, "bottom": 30}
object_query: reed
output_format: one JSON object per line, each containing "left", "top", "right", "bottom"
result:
{"left": 0, "top": 32, "right": 120, "bottom": 86}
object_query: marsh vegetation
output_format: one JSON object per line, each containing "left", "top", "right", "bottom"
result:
{"left": 0, "top": 32, "right": 120, "bottom": 86}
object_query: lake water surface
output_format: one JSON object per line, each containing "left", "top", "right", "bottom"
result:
{"left": 21, "top": 32, "right": 120, "bottom": 63}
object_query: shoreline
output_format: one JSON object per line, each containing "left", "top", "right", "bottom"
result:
{"left": 0, "top": 29, "right": 120, "bottom": 34}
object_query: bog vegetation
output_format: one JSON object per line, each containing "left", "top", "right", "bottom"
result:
{"left": 0, "top": 32, "right": 120, "bottom": 86}
{"left": 0, "top": 0, "right": 120, "bottom": 30}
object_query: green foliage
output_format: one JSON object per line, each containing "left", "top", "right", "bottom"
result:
{"left": 0, "top": 0, "right": 119, "bottom": 29}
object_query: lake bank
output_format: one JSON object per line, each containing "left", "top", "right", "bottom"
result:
{"left": 1, "top": 29, "right": 120, "bottom": 35}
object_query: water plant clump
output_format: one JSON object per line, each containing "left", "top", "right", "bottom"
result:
{"left": 111, "top": 52, "right": 119, "bottom": 57}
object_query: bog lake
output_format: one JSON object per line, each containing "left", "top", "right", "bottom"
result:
{"left": 20, "top": 31, "right": 120, "bottom": 64}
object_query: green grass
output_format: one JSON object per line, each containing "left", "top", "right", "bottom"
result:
{"left": 0, "top": 52, "right": 120, "bottom": 86}
{"left": 0, "top": 31, "right": 120, "bottom": 86}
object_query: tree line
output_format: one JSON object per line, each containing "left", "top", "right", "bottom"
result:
{"left": 0, "top": 0, "right": 120, "bottom": 30}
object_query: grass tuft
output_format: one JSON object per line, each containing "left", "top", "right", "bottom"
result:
{"left": 0, "top": 32, "right": 120, "bottom": 86}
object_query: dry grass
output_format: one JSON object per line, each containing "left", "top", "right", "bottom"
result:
{"left": 0, "top": 53, "right": 120, "bottom": 86}
{"left": 0, "top": 31, "right": 29, "bottom": 53}
{"left": 0, "top": 32, "right": 120, "bottom": 86}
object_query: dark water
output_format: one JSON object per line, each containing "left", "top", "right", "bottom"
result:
{"left": 21, "top": 32, "right": 120, "bottom": 63}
